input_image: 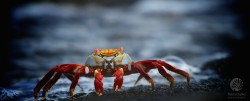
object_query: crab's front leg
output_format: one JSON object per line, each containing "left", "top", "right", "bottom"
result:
{"left": 94, "top": 69, "right": 104, "bottom": 96}
{"left": 113, "top": 68, "right": 124, "bottom": 91}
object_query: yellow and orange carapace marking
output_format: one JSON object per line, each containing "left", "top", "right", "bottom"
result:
{"left": 98, "top": 49, "right": 118, "bottom": 56}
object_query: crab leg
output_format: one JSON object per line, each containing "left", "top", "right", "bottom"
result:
{"left": 69, "top": 69, "right": 82, "bottom": 96}
{"left": 156, "top": 62, "right": 174, "bottom": 88}
{"left": 33, "top": 64, "right": 86, "bottom": 99}
{"left": 131, "top": 62, "right": 155, "bottom": 90}
{"left": 156, "top": 60, "right": 190, "bottom": 84}
{"left": 64, "top": 73, "right": 83, "bottom": 90}
{"left": 136, "top": 61, "right": 174, "bottom": 88}
{"left": 135, "top": 60, "right": 190, "bottom": 88}
{"left": 113, "top": 68, "right": 124, "bottom": 91}
{"left": 34, "top": 67, "right": 57, "bottom": 99}
{"left": 94, "top": 69, "right": 103, "bottom": 96}
{"left": 134, "top": 68, "right": 150, "bottom": 86}
{"left": 42, "top": 72, "right": 62, "bottom": 97}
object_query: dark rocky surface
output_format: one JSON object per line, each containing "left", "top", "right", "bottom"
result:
{"left": 68, "top": 80, "right": 228, "bottom": 101}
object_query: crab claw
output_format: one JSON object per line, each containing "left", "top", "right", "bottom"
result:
{"left": 113, "top": 68, "right": 123, "bottom": 91}
{"left": 94, "top": 69, "right": 104, "bottom": 96}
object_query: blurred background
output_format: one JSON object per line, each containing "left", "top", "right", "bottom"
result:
{"left": 1, "top": 0, "right": 248, "bottom": 101}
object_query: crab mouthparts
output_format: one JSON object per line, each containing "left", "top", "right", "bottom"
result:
{"left": 104, "top": 60, "right": 114, "bottom": 70}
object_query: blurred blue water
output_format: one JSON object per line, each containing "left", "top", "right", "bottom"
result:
{"left": 12, "top": 0, "right": 238, "bottom": 73}
{"left": 5, "top": 0, "right": 242, "bottom": 100}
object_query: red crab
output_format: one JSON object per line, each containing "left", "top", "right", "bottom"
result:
{"left": 34, "top": 47, "right": 190, "bottom": 99}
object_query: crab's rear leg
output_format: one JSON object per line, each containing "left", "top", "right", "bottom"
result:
{"left": 134, "top": 69, "right": 150, "bottom": 86}
{"left": 34, "top": 67, "right": 57, "bottom": 99}
{"left": 156, "top": 60, "right": 190, "bottom": 84}
{"left": 136, "top": 60, "right": 190, "bottom": 89}
{"left": 64, "top": 73, "right": 83, "bottom": 90}
{"left": 131, "top": 62, "right": 155, "bottom": 90}
{"left": 136, "top": 61, "right": 174, "bottom": 88}
{"left": 69, "top": 69, "right": 82, "bottom": 96}
{"left": 33, "top": 64, "right": 85, "bottom": 99}
{"left": 156, "top": 63, "right": 174, "bottom": 88}
{"left": 42, "top": 72, "right": 63, "bottom": 97}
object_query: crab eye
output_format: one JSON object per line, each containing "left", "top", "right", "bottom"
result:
{"left": 98, "top": 54, "right": 104, "bottom": 57}
{"left": 114, "top": 53, "right": 118, "bottom": 57}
